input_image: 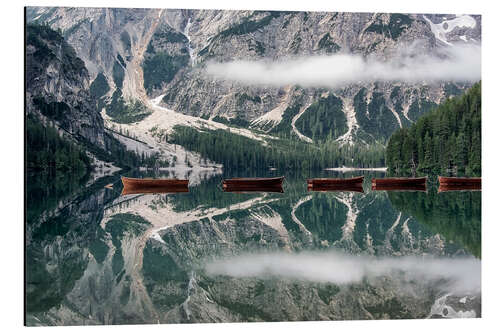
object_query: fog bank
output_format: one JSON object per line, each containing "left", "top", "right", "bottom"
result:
{"left": 205, "top": 44, "right": 481, "bottom": 88}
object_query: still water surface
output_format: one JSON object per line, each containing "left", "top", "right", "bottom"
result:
{"left": 25, "top": 170, "right": 481, "bottom": 325}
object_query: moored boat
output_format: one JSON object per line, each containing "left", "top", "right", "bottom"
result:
{"left": 222, "top": 176, "right": 285, "bottom": 188}
{"left": 121, "top": 176, "right": 189, "bottom": 188}
{"left": 307, "top": 176, "right": 364, "bottom": 187}
{"left": 438, "top": 176, "right": 481, "bottom": 186}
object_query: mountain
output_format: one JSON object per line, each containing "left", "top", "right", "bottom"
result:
{"left": 26, "top": 8, "right": 481, "bottom": 150}
{"left": 25, "top": 23, "right": 164, "bottom": 174}
{"left": 25, "top": 24, "right": 108, "bottom": 149}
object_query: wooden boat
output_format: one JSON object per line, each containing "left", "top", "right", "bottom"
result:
{"left": 307, "top": 176, "right": 364, "bottom": 187}
{"left": 121, "top": 176, "right": 189, "bottom": 188}
{"left": 308, "top": 184, "right": 364, "bottom": 193}
{"left": 438, "top": 176, "right": 481, "bottom": 186}
{"left": 121, "top": 177, "right": 189, "bottom": 195}
{"left": 372, "top": 184, "right": 427, "bottom": 192}
{"left": 222, "top": 185, "right": 284, "bottom": 193}
{"left": 121, "top": 186, "right": 190, "bottom": 195}
{"left": 222, "top": 176, "right": 285, "bottom": 188}
{"left": 438, "top": 184, "right": 481, "bottom": 193}
{"left": 371, "top": 177, "right": 427, "bottom": 186}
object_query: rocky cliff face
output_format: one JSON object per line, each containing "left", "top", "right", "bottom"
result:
{"left": 27, "top": 8, "right": 481, "bottom": 145}
{"left": 25, "top": 24, "right": 109, "bottom": 149}
{"left": 25, "top": 23, "right": 151, "bottom": 172}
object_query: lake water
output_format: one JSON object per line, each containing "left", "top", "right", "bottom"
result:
{"left": 25, "top": 170, "right": 481, "bottom": 325}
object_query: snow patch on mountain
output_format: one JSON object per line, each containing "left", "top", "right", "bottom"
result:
{"left": 251, "top": 85, "right": 293, "bottom": 132}
{"left": 291, "top": 97, "right": 314, "bottom": 143}
{"left": 423, "top": 15, "right": 476, "bottom": 46}
{"left": 101, "top": 106, "right": 223, "bottom": 178}
{"left": 402, "top": 101, "right": 412, "bottom": 122}
{"left": 183, "top": 17, "right": 196, "bottom": 65}
{"left": 335, "top": 97, "right": 360, "bottom": 146}
{"left": 150, "top": 95, "right": 276, "bottom": 144}
{"left": 388, "top": 105, "right": 403, "bottom": 128}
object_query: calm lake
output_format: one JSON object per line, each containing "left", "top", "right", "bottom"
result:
{"left": 25, "top": 169, "right": 481, "bottom": 325}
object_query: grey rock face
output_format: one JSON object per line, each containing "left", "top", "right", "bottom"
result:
{"left": 27, "top": 8, "right": 481, "bottom": 144}
{"left": 25, "top": 24, "right": 108, "bottom": 149}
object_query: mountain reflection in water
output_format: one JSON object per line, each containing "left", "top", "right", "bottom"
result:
{"left": 25, "top": 171, "right": 481, "bottom": 325}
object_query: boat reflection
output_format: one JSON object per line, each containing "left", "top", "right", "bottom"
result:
{"left": 308, "top": 184, "right": 364, "bottom": 193}
{"left": 221, "top": 185, "right": 284, "bottom": 193}
{"left": 372, "top": 184, "right": 427, "bottom": 192}
{"left": 121, "top": 185, "right": 190, "bottom": 195}
{"left": 438, "top": 184, "right": 481, "bottom": 193}
{"left": 438, "top": 176, "right": 481, "bottom": 186}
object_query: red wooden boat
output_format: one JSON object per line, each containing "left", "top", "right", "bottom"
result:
{"left": 121, "top": 176, "right": 189, "bottom": 191}
{"left": 438, "top": 176, "right": 481, "bottom": 186}
{"left": 307, "top": 176, "right": 364, "bottom": 187}
{"left": 222, "top": 176, "right": 285, "bottom": 188}
{"left": 371, "top": 177, "right": 427, "bottom": 186}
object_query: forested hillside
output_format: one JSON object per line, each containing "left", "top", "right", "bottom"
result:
{"left": 26, "top": 115, "right": 91, "bottom": 174}
{"left": 170, "top": 125, "right": 386, "bottom": 171}
{"left": 386, "top": 82, "right": 481, "bottom": 176}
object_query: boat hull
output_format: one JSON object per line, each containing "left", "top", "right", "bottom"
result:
{"left": 222, "top": 176, "right": 285, "bottom": 188}
{"left": 438, "top": 176, "right": 481, "bottom": 186}
{"left": 121, "top": 176, "right": 189, "bottom": 188}
{"left": 121, "top": 177, "right": 189, "bottom": 195}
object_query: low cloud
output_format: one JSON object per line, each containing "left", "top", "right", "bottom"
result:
{"left": 204, "top": 44, "right": 481, "bottom": 88}
{"left": 204, "top": 251, "right": 480, "bottom": 293}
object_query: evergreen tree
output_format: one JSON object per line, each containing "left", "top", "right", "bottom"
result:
{"left": 386, "top": 82, "right": 481, "bottom": 176}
